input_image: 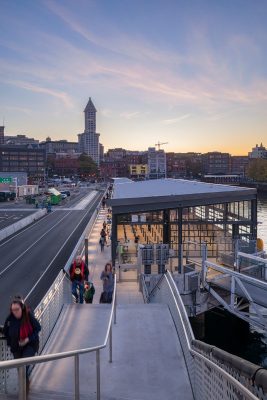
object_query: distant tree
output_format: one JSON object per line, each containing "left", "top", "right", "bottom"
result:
{"left": 46, "top": 156, "right": 55, "bottom": 177}
{"left": 185, "top": 158, "right": 202, "bottom": 178}
{"left": 78, "top": 153, "right": 99, "bottom": 178}
{"left": 247, "top": 159, "right": 267, "bottom": 182}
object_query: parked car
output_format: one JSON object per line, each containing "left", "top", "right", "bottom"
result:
{"left": 60, "top": 193, "right": 68, "bottom": 200}
{"left": 60, "top": 190, "right": 71, "bottom": 197}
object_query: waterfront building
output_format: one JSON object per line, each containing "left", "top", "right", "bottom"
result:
{"left": 201, "top": 152, "right": 231, "bottom": 174}
{"left": 109, "top": 178, "right": 257, "bottom": 269}
{"left": 78, "top": 98, "right": 100, "bottom": 165}
{"left": 248, "top": 143, "right": 267, "bottom": 159}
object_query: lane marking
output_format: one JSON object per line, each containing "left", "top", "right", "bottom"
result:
{"left": 0, "top": 212, "right": 56, "bottom": 248}
{"left": 0, "top": 211, "right": 73, "bottom": 277}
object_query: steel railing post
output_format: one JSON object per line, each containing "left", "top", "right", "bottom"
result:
{"left": 74, "top": 354, "right": 80, "bottom": 400}
{"left": 96, "top": 350, "right": 100, "bottom": 400}
{"left": 109, "top": 326, "right": 113, "bottom": 363}
{"left": 18, "top": 365, "right": 26, "bottom": 400}
{"left": 84, "top": 238, "right": 89, "bottom": 267}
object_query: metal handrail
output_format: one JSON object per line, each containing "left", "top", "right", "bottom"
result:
{"left": 159, "top": 271, "right": 259, "bottom": 400}
{"left": 0, "top": 275, "right": 117, "bottom": 400}
{"left": 205, "top": 260, "right": 267, "bottom": 289}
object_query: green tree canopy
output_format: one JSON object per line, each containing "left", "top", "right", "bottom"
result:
{"left": 78, "top": 153, "right": 98, "bottom": 177}
{"left": 247, "top": 159, "right": 267, "bottom": 182}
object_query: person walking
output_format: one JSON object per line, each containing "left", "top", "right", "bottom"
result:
{"left": 3, "top": 296, "right": 41, "bottom": 392}
{"left": 84, "top": 281, "right": 95, "bottom": 304}
{"left": 100, "top": 263, "right": 114, "bottom": 303}
{"left": 99, "top": 236, "right": 105, "bottom": 252}
{"left": 69, "top": 255, "right": 89, "bottom": 303}
{"left": 100, "top": 227, "right": 107, "bottom": 245}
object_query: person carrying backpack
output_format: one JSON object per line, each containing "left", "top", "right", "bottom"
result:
{"left": 69, "top": 255, "right": 89, "bottom": 303}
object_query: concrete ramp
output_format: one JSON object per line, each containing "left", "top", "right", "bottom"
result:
{"left": 29, "top": 303, "right": 193, "bottom": 400}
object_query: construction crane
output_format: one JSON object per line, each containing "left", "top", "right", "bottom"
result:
{"left": 155, "top": 141, "right": 168, "bottom": 150}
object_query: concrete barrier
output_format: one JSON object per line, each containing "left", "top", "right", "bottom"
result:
{"left": 0, "top": 209, "right": 47, "bottom": 242}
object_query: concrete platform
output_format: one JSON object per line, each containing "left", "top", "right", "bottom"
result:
{"left": 29, "top": 303, "right": 193, "bottom": 400}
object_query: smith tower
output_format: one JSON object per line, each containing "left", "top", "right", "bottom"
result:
{"left": 78, "top": 98, "right": 100, "bottom": 165}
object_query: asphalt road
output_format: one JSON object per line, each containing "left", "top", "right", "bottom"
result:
{"left": 0, "top": 189, "right": 103, "bottom": 324}
{"left": 0, "top": 210, "right": 35, "bottom": 229}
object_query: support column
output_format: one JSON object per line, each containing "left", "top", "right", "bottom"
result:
{"left": 223, "top": 203, "right": 228, "bottom": 236}
{"left": 232, "top": 224, "right": 239, "bottom": 240}
{"left": 111, "top": 213, "right": 118, "bottom": 267}
{"left": 251, "top": 198, "right": 257, "bottom": 240}
{"left": 178, "top": 208, "right": 183, "bottom": 273}
{"left": 163, "top": 209, "right": 170, "bottom": 244}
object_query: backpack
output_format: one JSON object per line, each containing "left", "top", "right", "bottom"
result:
{"left": 99, "top": 292, "right": 109, "bottom": 303}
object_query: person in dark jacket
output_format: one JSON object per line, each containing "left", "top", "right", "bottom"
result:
{"left": 69, "top": 255, "right": 89, "bottom": 303}
{"left": 3, "top": 296, "right": 41, "bottom": 388}
{"left": 83, "top": 281, "right": 95, "bottom": 304}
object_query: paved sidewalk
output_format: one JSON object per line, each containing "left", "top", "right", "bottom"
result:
{"left": 86, "top": 207, "right": 143, "bottom": 304}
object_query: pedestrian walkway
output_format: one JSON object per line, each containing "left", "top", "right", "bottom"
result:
{"left": 26, "top": 206, "right": 193, "bottom": 400}
{"left": 29, "top": 303, "right": 193, "bottom": 400}
{"left": 86, "top": 207, "right": 143, "bottom": 304}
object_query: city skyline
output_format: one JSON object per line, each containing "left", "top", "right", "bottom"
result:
{"left": 1, "top": 1, "right": 267, "bottom": 155}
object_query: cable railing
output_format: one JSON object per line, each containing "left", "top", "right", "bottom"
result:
{"left": 149, "top": 270, "right": 266, "bottom": 400}
{"left": 0, "top": 275, "right": 117, "bottom": 400}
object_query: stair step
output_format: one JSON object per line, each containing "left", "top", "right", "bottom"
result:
{"left": 28, "top": 389, "right": 132, "bottom": 400}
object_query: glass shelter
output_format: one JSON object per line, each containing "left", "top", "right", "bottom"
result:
{"left": 108, "top": 179, "right": 257, "bottom": 270}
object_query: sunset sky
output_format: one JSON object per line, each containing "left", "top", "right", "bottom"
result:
{"left": 1, "top": 0, "right": 267, "bottom": 155}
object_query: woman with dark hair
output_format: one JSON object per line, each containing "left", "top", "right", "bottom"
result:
{"left": 3, "top": 296, "right": 41, "bottom": 388}
{"left": 100, "top": 263, "right": 114, "bottom": 303}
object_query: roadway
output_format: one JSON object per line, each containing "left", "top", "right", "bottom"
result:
{"left": 0, "top": 189, "right": 104, "bottom": 324}
{"left": 0, "top": 210, "right": 35, "bottom": 229}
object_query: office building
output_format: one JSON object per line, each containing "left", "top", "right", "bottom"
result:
{"left": 0, "top": 145, "right": 45, "bottom": 180}
{"left": 40, "top": 138, "right": 79, "bottom": 156}
{"left": 4, "top": 134, "right": 39, "bottom": 146}
{"left": 78, "top": 98, "right": 100, "bottom": 165}
{"left": 147, "top": 147, "right": 166, "bottom": 179}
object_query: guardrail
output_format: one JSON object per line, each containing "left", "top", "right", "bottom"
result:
{"left": 0, "top": 276, "right": 117, "bottom": 400}
{"left": 0, "top": 209, "right": 47, "bottom": 242}
{"left": 0, "top": 188, "right": 108, "bottom": 397}
{"left": 148, "top": 270, "right": 265, "bottom": 400}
